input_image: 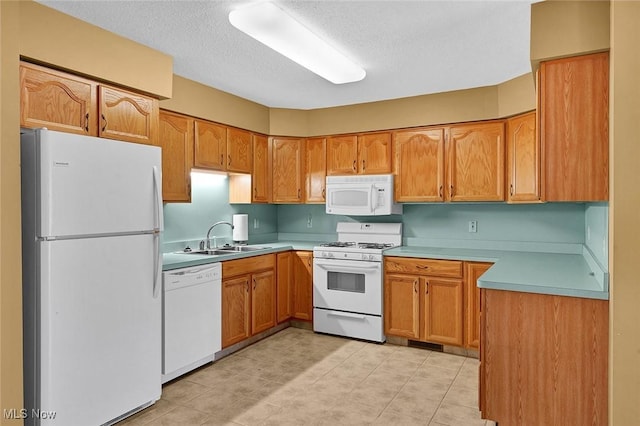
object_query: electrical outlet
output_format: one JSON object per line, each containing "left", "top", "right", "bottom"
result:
{"left": 253, "top": 218, "right": 259, "bottom": 229}
{"left": 468, "top": 220, "right": 477, "bottom": 233}
{"left": 307, "top": 213, "right": 313, "bottom": 228}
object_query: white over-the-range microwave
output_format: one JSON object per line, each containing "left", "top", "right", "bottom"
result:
{"left": 325, "top": 174, "right": 403, "bottom": 216}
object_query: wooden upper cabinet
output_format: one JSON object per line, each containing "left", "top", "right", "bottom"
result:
{"left": 326, "top": 133, "right": 392, "bottom": 175}
{"left": 326, "top": 135, "right": 358, "bottom": 175}
{"left": 158, "top": 110, "right": 194, "bottom": 202}
{"left": 447, "top": 121, "right": 505, "bottom": 202}
{"left": 358, "top": 132, "right": 392, "bottom": 174}
{"left": 194, "top": 120, "right": 226, "bottom": 170}
{"left": 20, "top": 62, "right": 98, "bottom": 135}
{"left": 540, "top": 52, "right": 609, "bottom": 201}
{"left": 305, "top": 137, "right": 327, "bottom": 203}
{"left": 98, "top": 85, "right": 158, "bottom": 145}
{"left": 227, "top": 127, "right": 252, "bottom": 173}
{"left": 252, "top": 134, "right": 270, "bottom": 203}
{"left": 393, "top": 127, "right": 445, "bottom": 202}
{"left": 272, "top": 137, "right": 304, "bottom": 203}
{"left": 507, "top": 112, "right": 539, "bottom": 203}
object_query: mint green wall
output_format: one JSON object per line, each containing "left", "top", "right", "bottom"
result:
{"left": 162, "top": 172, "right": 277, "bottom": 246}
{"left": 277, "top": 203, "right": 587, "bottom": 246}
{"left": 585, "top": 203, "right": 609, "bottom": 269}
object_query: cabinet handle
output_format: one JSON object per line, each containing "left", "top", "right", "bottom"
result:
{"left": 416, "top": 265, "right": 430, "bottom": 270}
{"left": 425, "top": 281, "right": 429, "bottom": 294}
{"left": 362, "top": 159, "right": 366, "bottom": 171}
{"left": 84, "top": 113, "right": 89, "bottom": 133}
{"left": 101, "top": 114, "right": 107, "bottom": 132}
{"left": 510, "top": 184, "right": 514, "bottom": 196}
{"left": 220, "top": 154, "right": 224, "bottom": 165}
{"left": 414, "top": 281, "right": 418, "bottom": 293}
{"left": 439, "top": 185, "right": 443, "bottom": 198}
{"left": 298, "top": 188, "right": 301, "bottom": 199}
{"left": 254, "top": 187, "right": 257, "bottom": 197}
{"left": 308, "top": 258, "right": 311, "bottom": 267}
{"left": 322, "top": 188, "right": 325, "bottom": 199}
{"left": 245, "top": 282, "right": 249, "bottom": 293}
{"left": 253, "top": 278, "right": 256, "bottom": 290}
{"left": 450, "top": 185, "right": 454, "bottom": 198}
{"left": 353, "top": 160, "right": 356, "bottom": 172}
{"left": 228, "top": 155, "right": 232, "bottom": 166}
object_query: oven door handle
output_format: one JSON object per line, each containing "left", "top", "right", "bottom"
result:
{"left": 314, "top": 263, "right": 380, "bottom": 273}
{"left": 327, "top": 311, "right": 366, "bottom": 320}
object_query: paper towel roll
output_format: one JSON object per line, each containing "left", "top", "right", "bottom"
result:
{"left": 232, "top": 214, "right": 248, "bottom": 243}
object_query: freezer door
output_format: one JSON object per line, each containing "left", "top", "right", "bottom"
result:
{"left": 35, "top": 235, "right": 160, "bottom": 426}
{"left": 29, "top": 129, "right": 162, "bottom": 237}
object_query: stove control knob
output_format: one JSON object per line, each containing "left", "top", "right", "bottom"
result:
{"left": 327, "top": 252, "right": 334, "bottom": 258}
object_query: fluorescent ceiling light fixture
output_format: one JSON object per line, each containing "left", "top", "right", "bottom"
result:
{"left": 229, "top": 2, "right": 366, "bottom": 84}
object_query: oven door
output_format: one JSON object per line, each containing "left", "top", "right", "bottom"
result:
{"left": 313, "top": 257, "right": 382, "bottom": 315}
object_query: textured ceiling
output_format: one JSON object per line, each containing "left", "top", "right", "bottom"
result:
{"left": 38, "top": 0, "right": 536, "bottom": 110}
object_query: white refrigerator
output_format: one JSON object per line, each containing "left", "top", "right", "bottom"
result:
{"left": 21, "top": 128, "right": 163, "bottom": 426}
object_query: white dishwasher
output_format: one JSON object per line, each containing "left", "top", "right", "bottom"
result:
{"left": 162, "top": 262, "right": 221, "bottom": 383}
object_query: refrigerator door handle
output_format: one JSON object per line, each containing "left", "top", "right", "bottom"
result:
{"left": 153, "top": 166, "right": 164, "bottom": 232}
{"left": 153, "top": 232, "right": 161, "bottom": 299}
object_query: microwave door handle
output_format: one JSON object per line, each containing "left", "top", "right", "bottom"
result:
{"left": 370, "top": 185, "right": 377, "bottom": 214}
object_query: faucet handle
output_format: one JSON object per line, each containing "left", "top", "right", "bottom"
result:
{"left": 199, "top": 240, "right": 205, "bottom": 250}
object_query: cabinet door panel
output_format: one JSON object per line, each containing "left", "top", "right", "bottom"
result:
{"left": 98, "top": 85, "right": 158, "bottom": 145}
{"left": 276, "top": 252, "right": 294, "bottom": 323}
{"left": 227, "top": 128, "right": 252, "bottom": 173}
{"left": 423, "top": 278, "right": 463, "bottom": 346}
{"left": 158, "top": 111, "right": 193, "bottom": 202}
{"left": 292, "top": 252, "right": 313, "bottom": 321}
{"left": 384, "top": 274, "right": 420, "bottom": 339}
{"left": 448, "top": 122, "right": 505, "bottom": 201}
{"left": 306, "top": 138, "right": 327, "bottom": 203}
{"left": 272, "top": 138, "right": 304, "bottom": 203}
{"left": 464, "top": 262, "right": 492, "bottom": 349}
{"left": 221, "top": 276, "right": 251, "bottom": 348}
{"left": 251, "top": 270, "right": 276, "bottom": 335}
{"left": 194, "top": 120, "right": 227, "bottom": 170}
{"left": 358, "top": 132, "right": 392, "bottom": 174}
{"left": 252, "top": 134, "right": 270, "bottom": 203}
{"left": 393, "top": 128, "right": 445, "bottom": 202}
{"left": 507, "top": 112, "right": 539, "bottom": 202}
{"left": 540, "top": 52, "right": 609, "bottom": 201}
{"left": 20, "top": 62, "right": 97, "bottom": 135}
{"left": 326, "top": 135, "right": 358, "bottom": 175}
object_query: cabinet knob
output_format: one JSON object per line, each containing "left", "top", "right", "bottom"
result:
{"left": 101, "top": 114, "right": 107, "bottom": 132}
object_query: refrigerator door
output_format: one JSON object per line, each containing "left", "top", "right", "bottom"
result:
{"left": 31, "top": 129, "right": 162, "bottom": 238}
{"left": 36, "top": 235, "right": 160, "bottom": 425}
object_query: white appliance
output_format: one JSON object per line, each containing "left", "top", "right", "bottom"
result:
{"left": 313, "top": 222, "right": 402, "bottom": 342}
{"left": 162, "top": 263, "right": 221, "bottom": 383}
{"left": 21, "top": 128, "right": 163, "bottom": 426}
{"left": 325, "top": 174, "right": 403, "bottom": 216}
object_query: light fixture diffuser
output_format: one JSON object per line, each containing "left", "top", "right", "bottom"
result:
{"left": 229, "top": 2, "right": 366, "bottom": 84}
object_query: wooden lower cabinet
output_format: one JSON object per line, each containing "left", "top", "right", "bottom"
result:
{"left": 276, "top": 251, "right": 294, "bottom": 323}
{"left": 292, "top": 251, "right": 313, "bottom": 321}
{"left": 221, "top": 275, "right": 251, "bottom": 348}
{"left": 221, "top": 254, "right": 276, "bottom": 348}
{"left": 464, "top": 262, "right": 493, "bottom": 349}
{"left": 384, "top": 257, "right": 463, "bottom": 346}
{"left": 480, "top": 289, "right": 608, "bottom": 425}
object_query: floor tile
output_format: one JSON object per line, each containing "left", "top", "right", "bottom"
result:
{"left": 123, "top": 328, "right": 487, "bottom": 426}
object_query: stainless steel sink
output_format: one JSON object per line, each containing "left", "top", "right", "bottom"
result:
{"left": 178, "top": 246, "right": 270, "bottom": 256}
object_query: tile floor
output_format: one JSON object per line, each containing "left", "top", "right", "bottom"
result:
{"left": 121, "top": 328, "right": 495, "bottom": 425}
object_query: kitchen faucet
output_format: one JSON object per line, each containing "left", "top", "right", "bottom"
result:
{"left": 205, "top": 221, "right": 234, "bottom": 249}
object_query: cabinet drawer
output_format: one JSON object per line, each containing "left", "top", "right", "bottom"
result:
{"left": 222, "top": 254, "right": 275, "bottom": 278}
{"left": 384, "top": 257, "right": 463, "bottom": 278}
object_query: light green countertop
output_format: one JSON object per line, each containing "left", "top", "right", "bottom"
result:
{"left": 384, "top": 246, "right": 608, "bottom": 300}
{"left": 164, "top": 241, "right": 608, "bottom": 300}
{"left": 162, "top": 241, "right": 318, "bottom": 271}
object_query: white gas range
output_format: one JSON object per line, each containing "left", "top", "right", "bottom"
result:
{"left": 312, "top": 222, "right": 402, "bottom": 343}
